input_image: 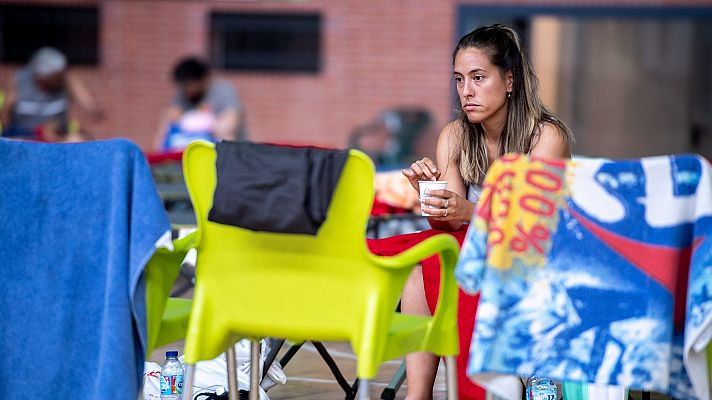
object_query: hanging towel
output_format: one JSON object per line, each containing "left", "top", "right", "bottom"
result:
{"left": 0, "top": 138, "right": 170, "bottom": 399}
{"left": 208, "top": 141, "right": 348, "bottom": 235}
{"left": 455, "top": 153, "right": 712, "bottom": 400}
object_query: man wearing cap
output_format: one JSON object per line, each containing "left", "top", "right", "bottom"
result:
{"left": 0, "top": 47, "right": 104, "bottom": 141}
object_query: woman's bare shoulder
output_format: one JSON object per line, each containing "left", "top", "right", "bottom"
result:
{"left": 436, "top": 120, "right": 465, "bottom": 148}
{"left": 435, "top": 120, "right": 465, "bottom": 166}
{"left": 531, "top": 122, "right": 571, "bottom": 158}
{"left": 443, "top": 119, "right": 464, "bottom": 134}
{"left": 438, "top": 119, "right": 465, "bottom": 142}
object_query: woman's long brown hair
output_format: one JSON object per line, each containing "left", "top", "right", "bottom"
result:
{"left": 454, "top": 24, "right": 574, "bottom": 185}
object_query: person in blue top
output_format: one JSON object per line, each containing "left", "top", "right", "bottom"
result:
{"left": 157, "top": 57, "right": 246, "bottom": 151}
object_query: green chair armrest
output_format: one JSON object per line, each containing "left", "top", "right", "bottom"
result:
{"left": 368, "top": 234, "right": 460, "bottom": 353}
{"left": 367, "top": 234, "right": 459, "bottom": 270}
{"left": 145, "top": 230, "right": 197, "bottom": 356}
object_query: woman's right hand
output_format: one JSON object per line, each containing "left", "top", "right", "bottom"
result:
{"left": 402, "top": 157, "right": 441, "bottom": 192}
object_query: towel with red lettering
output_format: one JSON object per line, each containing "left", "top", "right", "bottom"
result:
{"left": 455, "top": 154, "right": 712, "bottom": 400}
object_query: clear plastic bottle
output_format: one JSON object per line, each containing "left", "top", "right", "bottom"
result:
{"left": 160, "top": 351, "right": 184, "bottom": 400}
{"left": 525, "top": 375, "right": 538, "bottom": 400}
{"left": 530, "top": 376, "right": 557, "bottom": 400}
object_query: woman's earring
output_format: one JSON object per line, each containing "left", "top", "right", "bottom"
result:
{"left": 507, "top": 92, "right": 511, "bottom": 98}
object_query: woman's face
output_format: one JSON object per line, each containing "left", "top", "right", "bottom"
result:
{"left": 453, "top": 47, "right": 512, "bottom": 124}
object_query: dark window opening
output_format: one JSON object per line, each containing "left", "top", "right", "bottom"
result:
{"left": 0, "top": 4, "right": 99, "bottom": 65}
{"left": 210, "top": 12, "right": 321, "bottom": 73}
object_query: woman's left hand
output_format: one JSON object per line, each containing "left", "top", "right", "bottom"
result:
{"left": 420, "top": 189, "right": 475, "bottom": 222}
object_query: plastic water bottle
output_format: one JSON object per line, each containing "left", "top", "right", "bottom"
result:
{"left": 528, "top": 375, "right": 557, "bottom": 400}
{"left": 160, "top": 351, "right": 184, "bottom": 399}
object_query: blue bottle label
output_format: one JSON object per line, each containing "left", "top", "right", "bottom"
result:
{"left": 531, "top": 388, "right": 556, "bottom": 400}
{"left": 160, "top": 374, "right": 183, "bottom": 395}
{"left": 531, "top": 394, "right": 556, "bottom": 400}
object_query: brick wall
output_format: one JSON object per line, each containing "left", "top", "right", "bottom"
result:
{"left": 1, "top": 0, "right": 710, "bottom": 152}
{"left": 0, "top": 0, "right": 456, "bottom": 152}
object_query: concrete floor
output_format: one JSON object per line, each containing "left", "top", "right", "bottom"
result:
{"left": 150, "top": 339, "right": 673, "bottom": 400}
{"left": 150, "top": 340, "right": 445, "bottom": 400}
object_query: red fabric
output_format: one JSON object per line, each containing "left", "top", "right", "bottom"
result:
{"left": 262, "top": 141, "right": 335, "bottom": 150}
{"left": 145, "top": 151, "right": 183, "bottom": 164}
{"left": 144, "top": 142, "right": 329, "bottom": 165}
{"left": 370, "top": 198, "right": 412, "bottom": 216}
{"left": 367, "top": 227, "right": 486, "bottom": 400}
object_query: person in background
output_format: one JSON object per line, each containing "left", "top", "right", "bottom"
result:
{"left": 0, "top": 47, "right": 104, "bottom": 142}
{"left": 400, "top": 24, "right": 574, "bottom": 399}
{"left": 157, "top": 57, "right": 245, "bottom": 151}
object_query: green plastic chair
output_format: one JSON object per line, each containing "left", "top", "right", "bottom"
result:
{"left": 181, "top": 141, "right": 461, "bottom": 400}
{"left": 145, "top": 230, "right": 196, "bottom": 357}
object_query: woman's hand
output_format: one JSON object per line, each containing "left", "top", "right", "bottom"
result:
{"left": 420, "top": 189, "right": 475, "bottom": 223}
{"left": 402, "top": 157, "right": 441, "bottom": 192}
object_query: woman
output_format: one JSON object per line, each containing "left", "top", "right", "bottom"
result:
{"left": 400, "top": 24, "right": 574, "bottom": 399}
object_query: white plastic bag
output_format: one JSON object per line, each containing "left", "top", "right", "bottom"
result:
{"left": 180, "top": 339, "right": 286, "bottom": 400}
{"left": 142, "top": 362, "right": 162, "bottom": 400}
{"left": 235, "top": 339, "right": 287, "bottom": 392}
{"left": 143, "top": 339, "right": 285, "bottom": 400}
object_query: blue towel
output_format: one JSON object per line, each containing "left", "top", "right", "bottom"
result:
{"left": 455, "top": 154, "right": 712, "bottom": 400}
{"left": 0, "top": 139, "right": 170, "bottom": 398}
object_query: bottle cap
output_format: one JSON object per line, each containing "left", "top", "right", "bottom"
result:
{"left": 166, "top": 351, "right": 179, "bottom": 358}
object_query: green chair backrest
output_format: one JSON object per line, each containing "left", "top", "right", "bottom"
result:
{"left": 182, "top": 141, "right": 395, "bottom": 352}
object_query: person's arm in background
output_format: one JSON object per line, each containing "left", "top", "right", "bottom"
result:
{"left": 155, "top": 105, "right": 182, "bottom": 150}
{"left": 0, "top": 84, "right": 16, "bottom": 130}
{"left": 210, "top": 80, "right": 241, "bottom": 141}
{"left": 66, "top": 72, "right": 104, "bottom": 121}
{"left": 213, "top": 107, "right": 239, "bottom": 142}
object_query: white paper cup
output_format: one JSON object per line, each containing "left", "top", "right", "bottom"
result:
{"left": 419, "top": 180, "right": 447, "bottom": 216}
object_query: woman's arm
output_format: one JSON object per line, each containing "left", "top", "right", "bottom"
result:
{"left": 422, "top": 121, "right": 475, "bottom": 231}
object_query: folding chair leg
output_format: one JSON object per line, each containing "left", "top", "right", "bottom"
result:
{"left": 351, "top": 378, "right": 360, "bottom": 400}
{"left": 249, "top": 340, "right": 261, "bottom": 400}
{"left": 380, "top": 361, "right": 406, "bottom": 400}
{"left": 183, "top": 364, "right": 195, "bottom": 400}
{"left": 445, "top": 356, "right": 458, "bottom": 400}
{"left": 262, "top": 339, "right": 285, "bottom": 382}
{"left": 226, "top": 346, "right": 239, "bottom": 400}
{"left": 279, "top": 341, "right": 304, "bottom": 367}
{"left": 357, "top": 378, "right": 371, "bottom": 400}
{"left": 312, "top": 341, "right": 356, "bottom": 398}
{"left": 277, "top": 341, "right": 356, "bottom": 399}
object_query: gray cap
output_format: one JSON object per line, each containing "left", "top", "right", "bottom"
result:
{"left": 30, "top": 47, "right": 67, "bottom": 77}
